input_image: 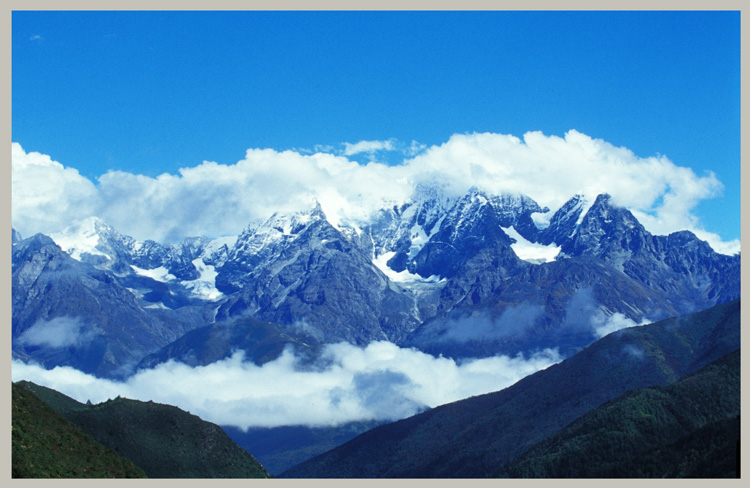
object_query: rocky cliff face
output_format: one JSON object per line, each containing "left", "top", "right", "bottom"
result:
{"left": 214, "top": 203, "right": 421, "bottom": 344}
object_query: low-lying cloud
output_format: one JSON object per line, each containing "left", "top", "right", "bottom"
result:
{"left": 419, "top": 303, "right": 545, "bottom": 344}
{"left": 592, "top": 311, "right": 651, "bottom": 339}
{"left": 11, "top": 340, "right": 561, "bottom": 429}
{"left": 16, "top": 317, "right": 96, "bottom": 349}
{"left": 565, "top": 287, "right": 651, "bottom": 339}
{"left": 11, "top": 130, "right": 738, "bottom": 254}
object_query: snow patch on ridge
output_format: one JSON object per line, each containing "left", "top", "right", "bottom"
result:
{"left": 373, "top": 251, "right": 443, "bottom": 285}
{"left": 181, "top": 259, "right": 224, "bottom": 300}
{"left": 503, "top": 226, "right": 561, "bottom": 264}
{"left": 131, "top": 265, "right": 176, "bottom": 282}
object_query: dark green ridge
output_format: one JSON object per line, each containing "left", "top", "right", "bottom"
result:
{"left": 494, "top": 349, "right": 740, "bottom": 478}
{"left": 12, "top": 383, "right": 146, "bottom": 478}
{"left": 16, "top": 381, "right": 271, "bottom": 479}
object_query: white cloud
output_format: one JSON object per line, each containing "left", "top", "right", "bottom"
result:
{"left": 342, "top": 139, "right": 396, "bottom": 156}
{"left": 11, "top": 341, "right": 561, "bottom": 429}
{"left": 11, "top": 130, "right": 739, "bottom": 254}
{"left": 11, "top": 143, "right": 100, "bottom": 238}
{"left": 16, "top": 317, "right": 96, "bottom": 349}
{"left": 591, "top": 311, "right": 650, "bottom": 339}
{"left": 564, "top": 287, "right": 651, "bottom": 339}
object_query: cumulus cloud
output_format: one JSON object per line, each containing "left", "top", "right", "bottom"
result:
{"left": 11, "top": 143, "right": 100, "bottom": 237}
{"left": 11, "top": 341, "right": 561, "bottom": 429}
{"left": 16, "top": 317, "right": 96, "bottom": 349}
{"left": 11, "top": 130, "right": 738, "bottom": 254}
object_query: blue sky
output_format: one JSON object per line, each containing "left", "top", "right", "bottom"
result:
{"left": 11, "top": 10, "right": 741, "bottom": 247}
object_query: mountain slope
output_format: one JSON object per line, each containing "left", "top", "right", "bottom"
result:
{"left": 12, "top": 383, "right": 146, "bottom": 478}
{"left": 11, "top": 234, "right": 205, "bottom": 378}
{"left": 280, "top": 299, "right": 740, "bottom": 478}
{"left": 137, "top": 315, "right": 320, "bottom": 369}
{"left": 493, "top": 349, "right": 740, "bottom": 478}
{"left": 405, "top": 256, "right": 681, "bottom": 358}
{"left": 16, "top": 381, "right": 270, "bottom": 479}
{"left": 214, "top": 204, "right": 420, "bottom": 344}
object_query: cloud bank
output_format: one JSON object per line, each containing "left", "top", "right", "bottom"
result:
{"left": 11, "top": 130, "right": 738, "bottom": 253}
{"left": 11, "top": 341, "right": 561, "bottom": 429}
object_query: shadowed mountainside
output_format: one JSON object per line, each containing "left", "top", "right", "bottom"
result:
{"left": 16, "top": 381, "right": 270, "bottom": 479}
{"left": 494, "top": 349, "right": 740, "bottom": 478}
{"left": 12, "top": 383, "right": 146, "bottom": 478}
{"left": 281, "top": 299, "right": 740, "bottom": 478}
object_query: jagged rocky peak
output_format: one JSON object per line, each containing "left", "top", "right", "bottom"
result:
{"left": 11, "top": 233, "right": 89, "bottom": 298}
{"left": 232, "top": 201, "right": 336, "bottom": 255}
{"left": 365, "top": 185, "right": 457, "bottom": 266}
{"left": 49, "top": 216, "right": 136, "bottom": 274}
{"left": 217, "top": 201, "right": 355, "bottom": 292}
{"left": 370, "top": 185, "right": 549, "bottom": 274}
{"left": 563, "top": 194, "right": 649, "bottom": 257}
{"left": 12, "top": 232, "right": 58, "bottom": 257}
{"left": 538, "top": 193, "right": 644, "bottom": 248}
{"left": 536, "top": 194, "right": 590, "bottom": 246}
{"left": 451, "top": 187, "right": 546, "bottom": 230}
{"left": 580, "top": 194, "right": 643, "bottom": 228}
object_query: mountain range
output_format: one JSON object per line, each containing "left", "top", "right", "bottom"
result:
{"left": 11, "top": 185, "right": 741, "bottom": 477}
{"left": 12, "top": 187, "right": 740, "bottom": 378}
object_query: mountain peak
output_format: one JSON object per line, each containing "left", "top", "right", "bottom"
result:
{"left": 50, "top": 217, "right": 110, "bottom": 260}
{"left": 49, "top": 216, "right": 136, "bottom": 267}
{"left": 63, "top": 216, "right": 111, "bottom": 234}
{"left": 580, "top": 193, "right": 643, "bottom": 230}
{"left": 12, "top": 232, "right": 57, "bottom": 253}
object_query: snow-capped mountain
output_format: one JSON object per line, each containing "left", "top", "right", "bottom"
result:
{"left": 402, "top": 192, "right": 739, "bottom": 359}
{"left": 11, "top": 234, "right": 207, "bottom": 378}
{"left": 213, "top": 202, "right": 422, "bottom": 344}
{"left": 11, "top": 185, "right": 741, "bottom": 377}
{"left": 364, "top": 186, "right": 548, "bottom": 279}
{"left": 49, "top": 216, "right": 236, "bottom": 302}
{"left": 50, "top": 217, "right": 138, "bottom": 275}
